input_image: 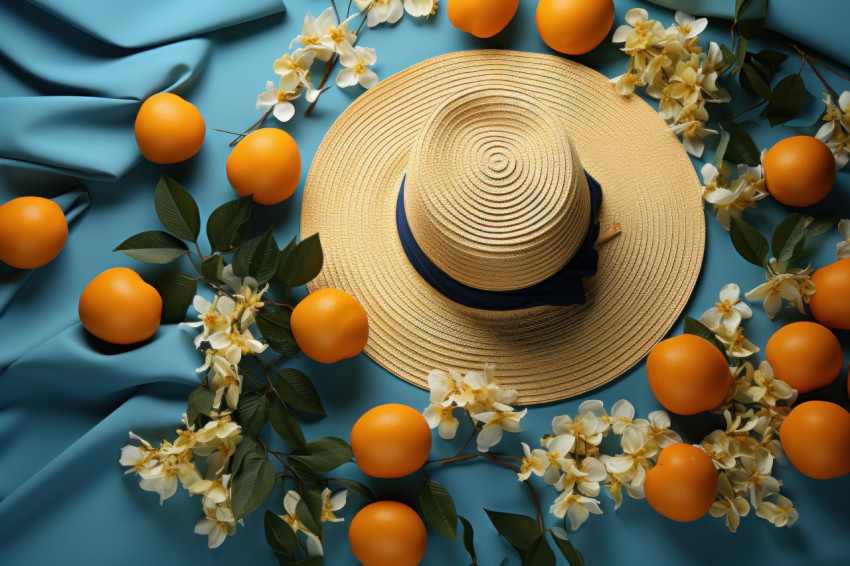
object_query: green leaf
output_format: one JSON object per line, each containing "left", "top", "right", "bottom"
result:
{"left": 523, "top": 535, "right": 556, "bottom": 566}
{"left": 738, "top": 0, "right": 768, "bottom": 38}
{"left": 753, "top": 49, "right": 788, "bottom": 72}
{"left": 233, "top": 227, "right": 279, "bottom": 285}
{"left": 114, "top": 230, "right": 188, "bottom": 264}
{"left": 280, "top": 233, "right": 323, "bottom": 287}
{"left": 752, "top": 49, "right": 789, "bottom": 72}
{"left": 719, "top": 44, "right": 736, "bottom": 74}
{"left": 154, "top": 175, "right": 201, "bottom": 242}
{"left": 771, "top": 214, "right": 809, "bottom": 262}
{"left": 329, "top": 478, "right": 375, "bottom": 501}
{"left": 207, "top": 196, "right": 252, "bottom": 253}
{"left": 256, "top": 309, "right": 300, "bottom": 357}
{"left": 484, "top": 510, "right": 541, "bottom": 552}
{"left": 740, "top": 63, "right": 771, "bottom": 99}
{"left": 806, "top": 217, "right": 838, "bottom": 238}
{"left": 764, "top": 74, "right": 806, "bottom": 126}
{"left": 725, "top": 126, "right": 761, "bottom": 165}
{"left": 549, "top": 530, "right": 585, "bottom": 566}
{"left": 459, "top": 516, "right": 478, "bottom": 566}
{"left": 268, "top": 398, "right": 308, "bottom": 451}
{"left": 231, "top": 437, "right": 260, "bottom": 477}
{"left": 289, "top": 437, "right": 353, "bottom": 474}
{"left": 276, "top": 236, "right": 297, "bottom": 277}
{"left": 201, "top": 255, "right": 225, "bottom": 286}
{"left": 187, "top": 386, "right": 214, "bottom": 425}
{"left": 295, "top": 486, "right": 324, "bottom": 540}
{"left": 732, "top": 36, "right": 748, "bottom": 75}
{"left": 231, "top": 451, "right": 276, "bottom": 520}
{"left": 730, "top": 217, "right": 770, "bottom": 267}
{"left": 683, "top": 316, "right": 726, "bottom": 355}
{"left": 276, "top": 369, "right": 324, "bottom": 415}
{"left": 419, "top": 478, "right": 458, "bottom": 541}
{"left": 289, "top": 557, "right": 324, "bottom": 566}
{"left": 713, "top": 126, "right": 731, "bottom": 170}
{"left": 153, "top": 271, "right": 197, "bottom": 323}
{"left": 238, "top": 391, "right": 270, "bottom": 437}
{"left": 734, "top": 0, "right": 755, "bottom": 22}
{"left": 265, "top": 510, "right": 298, "bottom": 555}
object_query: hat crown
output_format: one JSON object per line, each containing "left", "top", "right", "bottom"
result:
{"left": 403, "top": 87, "right": 592, "bottom": 292}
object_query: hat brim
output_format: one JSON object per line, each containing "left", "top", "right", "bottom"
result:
{"left": 301, "top": 50, "right": 705, "bottom": 405}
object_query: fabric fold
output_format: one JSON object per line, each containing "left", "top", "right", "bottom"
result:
{"left": 25, "top": 0, "right": 286, "bottom": 49}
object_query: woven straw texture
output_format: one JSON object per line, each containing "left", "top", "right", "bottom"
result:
{"left": 301, "top": 50, "right": 705, "bottom": 405}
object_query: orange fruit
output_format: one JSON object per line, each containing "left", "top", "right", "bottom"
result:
{"left": 763, "top": 136, "right": 835, "bottom": 207}
{"left": 134, "top": 92, "right": 205, "bottom": 164}
{"left": 646, "top": 334, "right": 730, "bottom": 415}
{"left": 350, "top": 404, "right": 432, "bottom": 478}
{"left": 447, "top": 0, "right": 519, "bottom": 38}
{"left": 290, "top": 288, "right": 368, "bottom": 363}
{"left": 226, "top": 128, "right": 301, "bottom": 205}
{"left": 780, "top": 401, "right": 850, "bottom": 479}
{"left": 79, "top": 267, "right": 162, "bottom": 345}
{"left": 765, "top": 321, "right": 842, "bottom": 393}
{"left": 535, "top": 0, "right": 616, "bottom": 55}
{"left": 645, "top": 443, "right": 718, "bottom": 522}
{"left": 0, "top": 197, "right": 68, "bottom": 269}
{"left": 809, "top": 258, "right": 850, "bottom": 330}
{"left": 348, "top": 501, "right": 427, "bottom": 566}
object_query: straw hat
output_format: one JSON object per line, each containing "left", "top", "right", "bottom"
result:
{"left": 301, "top": 50, "right": 705, "bottom": 404}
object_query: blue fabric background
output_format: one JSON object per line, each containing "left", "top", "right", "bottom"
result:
{"left": 1, "top": 0, "right": 849, "bottom": 564}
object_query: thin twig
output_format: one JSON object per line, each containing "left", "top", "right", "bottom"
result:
{"left": 807, "top": 54, "right": 850, "bottom": 83}
{"left": 330, "top": 0, "right": 340, "bottom": 22}
{"left": 717, "top": 99, "right": 767, "bottom": 121}
{"left": 451, "top": 428, "right": 478, "bottom": 458}
{"left": 304, "top": 56, "right": 338, "bottom": 117}
{"left": 229, "top": 108, "right": 274, "bottom": 147}
{"left": 806, "top": 59, "right": 841, "bottom": 101}
{"left": 784, "top": 42, "right": 841, "bottom": 101}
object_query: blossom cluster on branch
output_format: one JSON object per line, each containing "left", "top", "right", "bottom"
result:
{"left": 255, "top": 0, "right": 437, "bottom": 125}
{"left": 517, "top": 400, "right": 681, "bottom": 530}
{"left": 611, "top": 9, "right": 730, "bottom": 157}
{"left": 120, "top": 266, "right": 272, "bottom": 548}
{"left": 817, "top": 91, "right": 850, "bottom": 169}
{"left": 701, "top": 158, "right": 769, "bottom": 231}
{"left": 423, "top": 363, "right": 526, "bottom": 453}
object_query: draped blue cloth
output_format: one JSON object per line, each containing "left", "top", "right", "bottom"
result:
{"left": 647, "top": 0, "right": 850, "bottom": 68}
{"left": 2, "top": 1, "right": 850, "bottom": 565}
{"left": 396, "top": 173, "right": 602, "bottom": 310}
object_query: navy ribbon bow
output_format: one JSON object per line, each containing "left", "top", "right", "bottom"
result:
{"left": 395, "top": 172, "right": 603, "bottom": 310}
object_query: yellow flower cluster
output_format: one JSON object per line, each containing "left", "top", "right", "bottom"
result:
{"left": 518, "top": 400, "right": 681, "bottom": 530}
{"left": 702, "top": 361, "right": 798, "bottom": 531}
{"left": 699, "top": 284, "right": 758, "bottom": 358}
{"left": 120, "top": 266, "right": 272, "bottom": 548}
{"left": 745, "top": 258, "right": 815, "bottom": 320}
{"left": 120, "top": 415, "right": 244, "bottom": 548}
{"left": 422, "top": 364, "right": 526, "bottom": 453}
{"left": 816, "top": 91, "right": 850, "bottom": 169}
{"left": 611, "top": 9, "right": 730, "bottom": 157}
{"left": 701, "top": 159, "right": 769, "bottom": 231}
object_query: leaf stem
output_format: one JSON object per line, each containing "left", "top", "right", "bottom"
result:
{"left": 718, "top": 99, "right": 767, "bottom": 121}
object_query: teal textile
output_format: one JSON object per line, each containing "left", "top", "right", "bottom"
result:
{"left": 1, "top": 1, "right": 850, "bottom": 565}
{"left": 648, "top": 0, "right": 849, "bottom": 67}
